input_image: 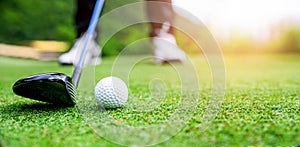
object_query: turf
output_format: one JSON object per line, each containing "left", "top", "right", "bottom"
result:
{"left": 0, "top": 54, "right": 300, "bottom": 146}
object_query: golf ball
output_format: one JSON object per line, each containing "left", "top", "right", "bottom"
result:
{"left": 94, "top": 76, "right": 128, "bottom": 108}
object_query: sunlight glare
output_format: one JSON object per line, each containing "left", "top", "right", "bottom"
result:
{"left": 173, "top": 0, "right": 300, "bottom": 41}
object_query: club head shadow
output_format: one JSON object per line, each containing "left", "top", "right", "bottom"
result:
{"left": 12, "top": 73, "right": 76, "bottom": 106}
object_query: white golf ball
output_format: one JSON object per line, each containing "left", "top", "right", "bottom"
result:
{"left": 94, "top": 76, "right": 128, "bottom": 108}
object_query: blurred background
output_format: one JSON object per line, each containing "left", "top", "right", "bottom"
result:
{"left": 0, "top": 0, "right": 299, "bottom": 57}
{"left": 174, "top": 0, "right": 300, "bottom": 54}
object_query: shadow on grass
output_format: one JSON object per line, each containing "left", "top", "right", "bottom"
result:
{"left": 0, "top": 102, "right": 77, "bottom": 147}
{"left": 1, "top": 102, "right": 74, "bottom": 114}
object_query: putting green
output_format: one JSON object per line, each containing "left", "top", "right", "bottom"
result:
{"left": 0, "top": 54, "right": 299, "bottom": 146}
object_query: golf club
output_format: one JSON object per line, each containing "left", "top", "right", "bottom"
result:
{"left": 12, "top": 0, "right": 105, "bottom": 106}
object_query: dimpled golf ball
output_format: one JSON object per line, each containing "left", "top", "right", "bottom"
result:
{"left": 94, "top": 76, "right": 128, "bottom": 108}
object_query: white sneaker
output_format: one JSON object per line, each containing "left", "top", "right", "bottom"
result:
{"left": 152, "top": 22, "right": 186, "bottom": 64}
{"left": 59, "top": 34, "right": 101, "bottom": 66}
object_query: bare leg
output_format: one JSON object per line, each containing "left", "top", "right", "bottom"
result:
{"left": 146, "top": 0, "right": 186, "bottom": 64}
{"left": 146, "top": 0, "right": 174, "bottom": 37}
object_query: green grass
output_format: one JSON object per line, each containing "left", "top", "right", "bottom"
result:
{"left": 0, "top": 54, "right": 300, "bottom": 146}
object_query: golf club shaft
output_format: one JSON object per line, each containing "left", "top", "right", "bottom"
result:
{"left": 72, "top": 0, "right": 105, "bottom": 87}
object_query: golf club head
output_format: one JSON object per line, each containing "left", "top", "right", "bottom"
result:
{"left": 13, "top": 73, "right": 76, "bottom": 106}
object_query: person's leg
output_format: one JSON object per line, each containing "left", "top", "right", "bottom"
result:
{"left": 146, "top": 0, "right": 174, "bottom": 37}
{"left": 146, "top": 0, "right": 186, "bottom": 64}
{"left": 59, "top": 0, "right": 101, "bottom": 66}
{"left": 75, "top": 0, "right": 98, "bottom": 39}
